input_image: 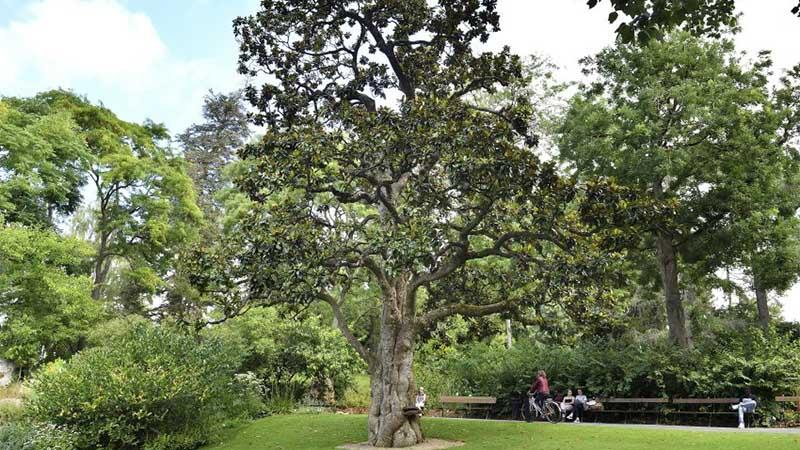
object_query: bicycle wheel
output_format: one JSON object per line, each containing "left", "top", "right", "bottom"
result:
{"left": 544, "top": 401, "right": 562, "bottom": 423}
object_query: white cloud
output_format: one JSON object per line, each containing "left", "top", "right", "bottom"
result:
{"left": 0, "top": 0, "right": 166, "bottom": 87}
{"left": 0, "top": 0, "right": 244, "bottom": 132}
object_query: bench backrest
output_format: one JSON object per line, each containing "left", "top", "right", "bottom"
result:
{"left": 604, "top": 397, "right": 668, "bottom": 404}
{"left": 776, "top": 396, "right": 800, "bottom": 402}
{"left": 672, "top": 398, "right": 739, "bottom": 404}
{"left": 439, "top": 396, "right": 497, "bottom": 404}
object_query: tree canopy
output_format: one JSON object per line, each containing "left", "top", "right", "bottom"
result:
{"left": 233, "top": 1, "right": 642, "bottom": 446}
{"left": 558, "top": 32, "right": 800, "bottom": 346}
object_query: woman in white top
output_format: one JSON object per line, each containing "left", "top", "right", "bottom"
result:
{"left": 415, "top": 387, "right": 427, "bottom": 411}
{"left": 573, "top": 389, "right": 588, "bottom": 423}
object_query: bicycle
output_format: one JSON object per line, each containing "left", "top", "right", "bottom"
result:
{"left": 523, "top": 393, "right": 562, "bottom": 423}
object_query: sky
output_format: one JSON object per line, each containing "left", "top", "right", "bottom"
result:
{"left": 2, "top": 0, "right": 800, "bottom": 320}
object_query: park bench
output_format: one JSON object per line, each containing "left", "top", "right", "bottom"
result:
{"left": 667, "top": 398, "right": 752, "bottom": 426}
{"left": 587, "top": 398, "right": 669, "bottom": 424}
{"left": 439, "top": 395, "right": 497, "bottom": 419}
{"left": 776, "top": 395, "right": 800, "bottom": 423}
{"left": 776, "top": 395, "right": 800, "bottom": 410}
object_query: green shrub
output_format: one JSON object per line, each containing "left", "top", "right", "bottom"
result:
{"left": 27, "top": 322, "right": 252, "bottom": 450}
{"left": 0, "top": 402, "right": 23, "bottom": 424}
{"left": 264, "top": 381, "right": 303, "bottom": 414}
{"left": 207, "top": 308, "right": 363, "bottom": 403}
{"left": 0, "top": 422, "right": 32, "bottom": 450}
{"left": 338, "top": 374, "right": 371, "bottom": 409}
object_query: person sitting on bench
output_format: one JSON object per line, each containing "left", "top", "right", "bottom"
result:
{"left": 561, "top": 389, "right": 575, "bottom": 420}
{"left": 731, "top": 388, "right": 757, "bottom": 429}
{"left": 573, "top": 389, "right": 587, "bottom": 423}
{"left": 415, "top": 387, "right": 427, "bottom": 413}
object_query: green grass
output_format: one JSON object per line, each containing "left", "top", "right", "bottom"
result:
{"left": 202, "top": 414, "right": 800, "bottom": 450}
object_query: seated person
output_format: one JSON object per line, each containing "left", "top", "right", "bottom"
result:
{"left": 561, "top": 389, "right": 575, "bottom": 418}
{"left": 415, "top": 387, "right": 427, "bottom": 413}
{"left": 731, "top": 389, "right": 757, "bottom": 429}
{"left": 573, "top": 389, "right": 588, "bottom": 423}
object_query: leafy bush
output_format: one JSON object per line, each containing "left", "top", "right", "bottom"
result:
{"left": 338, "top": 374, "right": 371, "bottom": 409}
{"left": 0, "top": 402, "right": 23, "bottom": 425}
{"left": 0, "top": 422, "right": 78, "bottom": 450}
{"left": 207, "top": 308, "right": 363, "bottom": 403}
{"left": 0, "top": 422, "right": 31, "bottom": 450}
{"left": 27, "top": 322, "right": 254, "bottom": 450}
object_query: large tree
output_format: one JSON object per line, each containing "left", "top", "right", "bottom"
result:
{"left": 49, "top": 92, "right": 203, "bottom": 304}
{"left": 233, "top": 1, "right": 640, "bottom": 446}
{"left": 558, "top": 33, "right": 797, "bottom": 346}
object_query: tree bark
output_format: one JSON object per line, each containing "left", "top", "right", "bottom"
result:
{"left": 505, "top": 319, "right": 513, "bottom": 349}
{"left": 753, "top": 275, "right": 770, "bottom": 331}
{"left": 367, "top": 278, "right": 423, "bottom": 448}
{"left": 655, "top": 233, "right": 690, "bottom": 347}
{"left": 91, "top": 230, "right": 112, "bottom": 300}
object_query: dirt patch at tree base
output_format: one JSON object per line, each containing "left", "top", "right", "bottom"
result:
{"left": 337, "top": 439, "right": 464, "bottom": 450}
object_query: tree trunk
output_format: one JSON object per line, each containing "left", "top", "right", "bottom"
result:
{"left": 655, "top": 233, "right": 690, "bottom": 347}
{"left": 92, "top": 231, "right": 111, "bottom": 300}
{"left": 505, "top": 319, "right": 513, "bottom": 349}
{"left": 367, "top": 278, "right": 423, "bottom": 448}
{"left": 753, "top": 276, "right": 770, "bottom": 331}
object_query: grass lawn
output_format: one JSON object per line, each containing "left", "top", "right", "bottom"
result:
{"left": 203, "top": 414, "right": 800, "bottom": 450}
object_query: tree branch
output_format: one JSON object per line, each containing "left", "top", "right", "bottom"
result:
{"left": 319, "top": 290, "right": 373, "bottom": 365}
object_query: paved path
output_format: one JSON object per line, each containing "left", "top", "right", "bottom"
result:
{"left": 430, "top": 416, "right": 800, "bottom": 434}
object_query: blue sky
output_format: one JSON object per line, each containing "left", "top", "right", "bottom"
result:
{"left": 1, "top": 0, "right": 258, "bottom": 133}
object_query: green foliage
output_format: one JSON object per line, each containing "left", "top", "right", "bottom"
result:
{"left": 0, "top": 97, "right": 90, "bottom": 227}
{"left": 0, "top": 223, "right": 103, "bottom": 369}
{"left": 207, "top": 308, "right": 364, "bottom": 401}
{"left": 418, "top": 328, "right": 800, "bottom": 415}
{"left": 0, "top": 403, "right": 23, "bottom": 425}
{"left": 27, "top": 322, "right": 253, "bottom": 450}
{"left": 338, "top": 374, "right": 371, "bottom": 409}
{"left": 587, "top": 0, "right": 739, "bottom": 44}
{"left": 0, "top": 422, "right": 33, "bottom": 450}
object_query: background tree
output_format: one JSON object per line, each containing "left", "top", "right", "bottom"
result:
{"left": 178, "top": 90, "right": 251, "bottom": 220}
{"left": 233, "top": 1, "right": 641, "bottom": 446}
{"left": 558, "top": 33, "right": 793, "bottom": 347}
{"left": 587, "top": 0, "right": 800, "bottom": 44}
{"left": 43, "top": 91, "right": 203, "bottom": 305}
{"left": 0, "top": 222, "right": 103, "bottom": 371}
{"left": 0, "top": 95, "right": 90, "bottom": 227}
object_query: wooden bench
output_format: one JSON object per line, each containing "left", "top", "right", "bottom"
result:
{"left": 776, "top": 395, "right": 800, "bottom": 410}
{"left": 588, "top": 398, "right": 669, "bottom": 424}
{"left": 776, "top": 395, "right": 800, "bottom": 422}
{"left": 668, "top": 398, "right": 749, "bottom": 426}
{"left": 439, "top": 395, "right": 497, "bottom": 419}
